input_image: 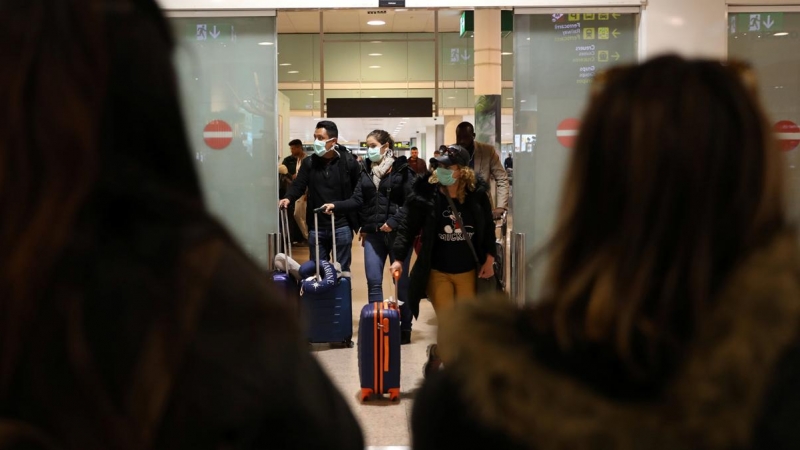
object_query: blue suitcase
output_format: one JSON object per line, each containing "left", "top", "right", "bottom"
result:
{"left": 358, "top": 272, "right": 401, "bottom": 402}
{"left": 274, "top": 207, "right": 299, "bottom": 298}
{"left": 300, "top": 208, "right": 353, "bottom": 347}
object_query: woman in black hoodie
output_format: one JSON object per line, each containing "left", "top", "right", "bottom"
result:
{"left": 390, "top": 145, "right": 497, "bottom": 374}
{"left": 322, "top": 130, "right": 417, "bottom": 343}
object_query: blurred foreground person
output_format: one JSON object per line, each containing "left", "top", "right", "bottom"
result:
{"left": 0, "top": 1, "right": 362, "bottom": 449}
{"left": 412, "top": 55, "right": 800, "bottom": 449}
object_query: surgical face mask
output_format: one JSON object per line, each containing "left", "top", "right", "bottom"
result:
{"left": 313, "top": 138, "right": 332, "bottom": 156}
{"left": 367, "top": 145, "right": 383, "bottom": 162}
{"left": 436, "top": 167, "right": 456, "bottom": 186}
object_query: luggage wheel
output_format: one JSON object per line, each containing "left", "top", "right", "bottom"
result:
{"left": 360, "top": 388, "right": 373, "bottom": 402}
{"left": 345, "top": 339, "right": 354, "bottom": 348}
{"left": 388, "top": 388, "right": 401, "bottom": 402}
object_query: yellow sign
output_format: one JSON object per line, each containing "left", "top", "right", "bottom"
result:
{"left": 598, "top": 13, "right": 609, "bottom": 21}
{"left": 598, "top": 27, "right": 609, "bottom": 40}
{"left": 568, "top": 14, "right": 580, "bottom": 21}
{"left": 584, "top": 13, "right": 596, "bottom": 20}
{"left": 583, "top": 28, "right": 596, "bottom": 40}
{"left": 598, "top": 50, "right": 609, "bottom": 62}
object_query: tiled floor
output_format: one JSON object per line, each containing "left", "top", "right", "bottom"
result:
{"left": 292, "top": 244, "right": 435, "bottom": 448}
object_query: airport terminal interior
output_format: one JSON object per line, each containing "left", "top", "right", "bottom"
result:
{"left": 160, "top": 1, "right": 800, "bottom": 447}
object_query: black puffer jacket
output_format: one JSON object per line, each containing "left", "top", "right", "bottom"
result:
{"left": 392, "top": 172, "right": 496, "bottom": 318}
{"left": 332, "top": 156, "right": 417, "bottom": 233}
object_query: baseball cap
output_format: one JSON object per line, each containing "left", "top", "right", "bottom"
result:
{"left": 431, "top": 145, "right": 470, "bottom": 167}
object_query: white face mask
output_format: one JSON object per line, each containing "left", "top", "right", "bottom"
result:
{"left": 313, "top": 138, "right": 333, "bottom": 156}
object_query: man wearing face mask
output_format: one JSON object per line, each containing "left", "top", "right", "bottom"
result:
{"left": 454, "top": 122, "right": 509, "bottom": 218}
{"left": 280, "top": 121, "right": 361, "bottom": 274}
{"left": 390, "top": 145, "right": 497, "bottom": 375}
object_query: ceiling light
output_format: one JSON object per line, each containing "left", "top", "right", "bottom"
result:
{"left": 287, "top": 70, "right": 299, "bottom": 74}
{"left": 258, "top": 42, "right": 274, "bottom": 46}
{"left": 501, "top": 52, "right": 513, "bottom": 56}
{"left": 369, "top": 65, "right": 381, "bottom": 69}
{"left": 368, "top": 53, "right": 382, "bottom": 56}
{"left": 308, "top": 93, "right": 314, "bottom": 96}
{"left": 447, "top": 96, "right": 455, "bottom": 99}
{"left": 370, "top": 41, "right": 382, "bottom": 44}
{"left": 506, "top": 97, "right": 513, "bottom": 100}
{"left": 279, "top": 63, "right": 291, "bottom": 66}
{"left": 367, "top": 20, "right": 386, "bottom": 26}
{"left": 775, "top": 32, "right": 789, "bottom": 36}
{"left": 402, "top": 117, "right": 410, "bottom": 120}
{"left": 520, "top": 100, "right": 526, "bottom": 103}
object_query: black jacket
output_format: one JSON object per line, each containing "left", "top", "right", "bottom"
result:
{"left": 412, "top": 231, "right": 800, "bottom": 450}
{"left": 284, "top": 145, "right": 361, "bottom": 231}
{"left": 392, "top": 173, "right": 497, "bottom": 318}
{"left": 332, "top": 156, "right": 416, "bottom": 233}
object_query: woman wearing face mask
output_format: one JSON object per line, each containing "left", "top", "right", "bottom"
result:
{"left": 390, "top": 145, "right": 496, "bottom": 375}
{"left": 321, "top": 130, "right": 418, "bottom": 344}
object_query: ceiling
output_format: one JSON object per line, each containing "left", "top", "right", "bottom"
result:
{"left": 278, "top": 9, "right": 463, "bottom": 34}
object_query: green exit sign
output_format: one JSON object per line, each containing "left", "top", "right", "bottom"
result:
{"left": 731, "top": 12, "right": 784, "bottom": 34}
{"left": 191, "top": 23, "right": 236, "bottom": 42}
{"left": 460, "top": 11, "right": 513, "bottom": 37}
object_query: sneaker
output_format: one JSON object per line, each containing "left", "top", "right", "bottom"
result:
{"left": 423, "top": 344, "right": 443, "bottom": 378}
{"left": 401, "top": 329, "right": 412, "bottom": 345}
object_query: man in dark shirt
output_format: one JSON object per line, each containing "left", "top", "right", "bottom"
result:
{"left": 504, "top": 153, "right": 513, "bottom": 170}
{"left": 280, "top": 121, "right": 361, "bottom": 274}
{"left": 408, "top": 146, "right": 428, "bottom": 174}
{"left": 282, "top": 139, "right": 305, "bottom": 178}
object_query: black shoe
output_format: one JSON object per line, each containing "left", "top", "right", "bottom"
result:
{"left": 401, "top": 329, "right": 411, "bottom": 345}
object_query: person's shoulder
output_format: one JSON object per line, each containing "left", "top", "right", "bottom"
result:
{"left": 204, "top": 243, "right": 298, "bottom": 330}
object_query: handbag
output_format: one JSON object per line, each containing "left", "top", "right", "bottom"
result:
{"left": 443, "top": 194, "right": 503, "bottom": 295}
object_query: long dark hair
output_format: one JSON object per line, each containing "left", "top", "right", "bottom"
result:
{"left": 537, "top": 55, "right": 785, "bottom": 383}
{"left": 0, "top": 0, "right": 228, "bottom": 447}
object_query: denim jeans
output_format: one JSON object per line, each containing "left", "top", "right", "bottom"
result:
{"left": 363, "top": 232, "right": 413, "bottom": 331}
{"left": 309, "top": 225, "right": 353, "bottom": 273}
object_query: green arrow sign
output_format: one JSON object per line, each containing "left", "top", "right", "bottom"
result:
{"left": 732, "top": 13, "right": 783, "bottom": 34}
{"left": 190, "top": 23, "right": 235, "bottom": 42}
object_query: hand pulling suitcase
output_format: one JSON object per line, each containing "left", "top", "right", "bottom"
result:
{"left": 358, "top": 270, "right": 401, "bottom": 402}
{"left": 300, "top": 208, "right": 354, "bottom": 347}
{"left": 273, "top": 207, "right": 298, "bottom": 297}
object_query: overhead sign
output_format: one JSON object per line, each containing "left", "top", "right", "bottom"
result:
{"left": 379, "top": 0, "right": 405, "bottom": 6}
{"left": 460, "top": 10, "right": 513, "bottom": 37}
{"left": 193, "top": 23, "right": 236, "bottom": 42}
{"left": 203, "top": 120, "right": 233, "bottom": 150}
{"left": 556, "top": 118, "right": 580, "bottom": 149}
{"left": 774, "top": 120, "right": 800, "bottom": 152}
{"left": 730, "top": 13, "right": 784, "bottom": 34}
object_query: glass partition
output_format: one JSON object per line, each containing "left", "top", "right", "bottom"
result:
{"left": 728, "top": 10, "right": 800, "bottom": 219}
{"left": 171, "top": 15, "right": 279, "bottom": 267}
{"left": 513, "top": 10, "right": 639, "bottom": 301}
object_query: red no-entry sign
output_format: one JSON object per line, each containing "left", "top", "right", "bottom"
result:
{"left": 556, "top": 118, "right": 580, "bottom": 149}
{"left": 774, "top": 120, "right": 800, "bottom": 152}
{"left": 203, "top": 120, "right": 233, "bottom": 150}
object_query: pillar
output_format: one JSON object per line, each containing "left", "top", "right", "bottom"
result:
{"left": 473, "top": 9, "right": 502, "bottom": 153}
{"left": 444, "top": 115, "right": 463, "bottom": 146}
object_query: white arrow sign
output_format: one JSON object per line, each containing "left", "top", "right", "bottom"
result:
{"left": 764, "top": 15, "right": 775, "bottom": 29}
{"left": 461, "top": 49, "right": 471, "bottom": 61}
{"left": 210, "top": 25, "right": 221, "bottom": 39}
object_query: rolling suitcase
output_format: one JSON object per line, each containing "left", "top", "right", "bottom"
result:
{"left": 494, "top": 210, "right": 508, "bottom": 292}
{"left": 358, "top": 271, "right": 401, "bottom": 402}
{"left": 273, "top": 207, "right": 299, "bottom": 297}
{"left": 300, "top": 208, "right": 354, "bottom": 347}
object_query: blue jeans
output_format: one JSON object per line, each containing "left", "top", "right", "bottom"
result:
{"left": 363, "top": 232, "right": 413, "bottom": 331}
{"left": 309, "top": 225, "right": 353, "bottom": 273}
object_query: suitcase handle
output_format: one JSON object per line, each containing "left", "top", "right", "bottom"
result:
{"left": 279, "top": 207, "right": 292, "bottom": 259}
{"left": 312, "top": 206, "right": 340, "bottom": 275}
